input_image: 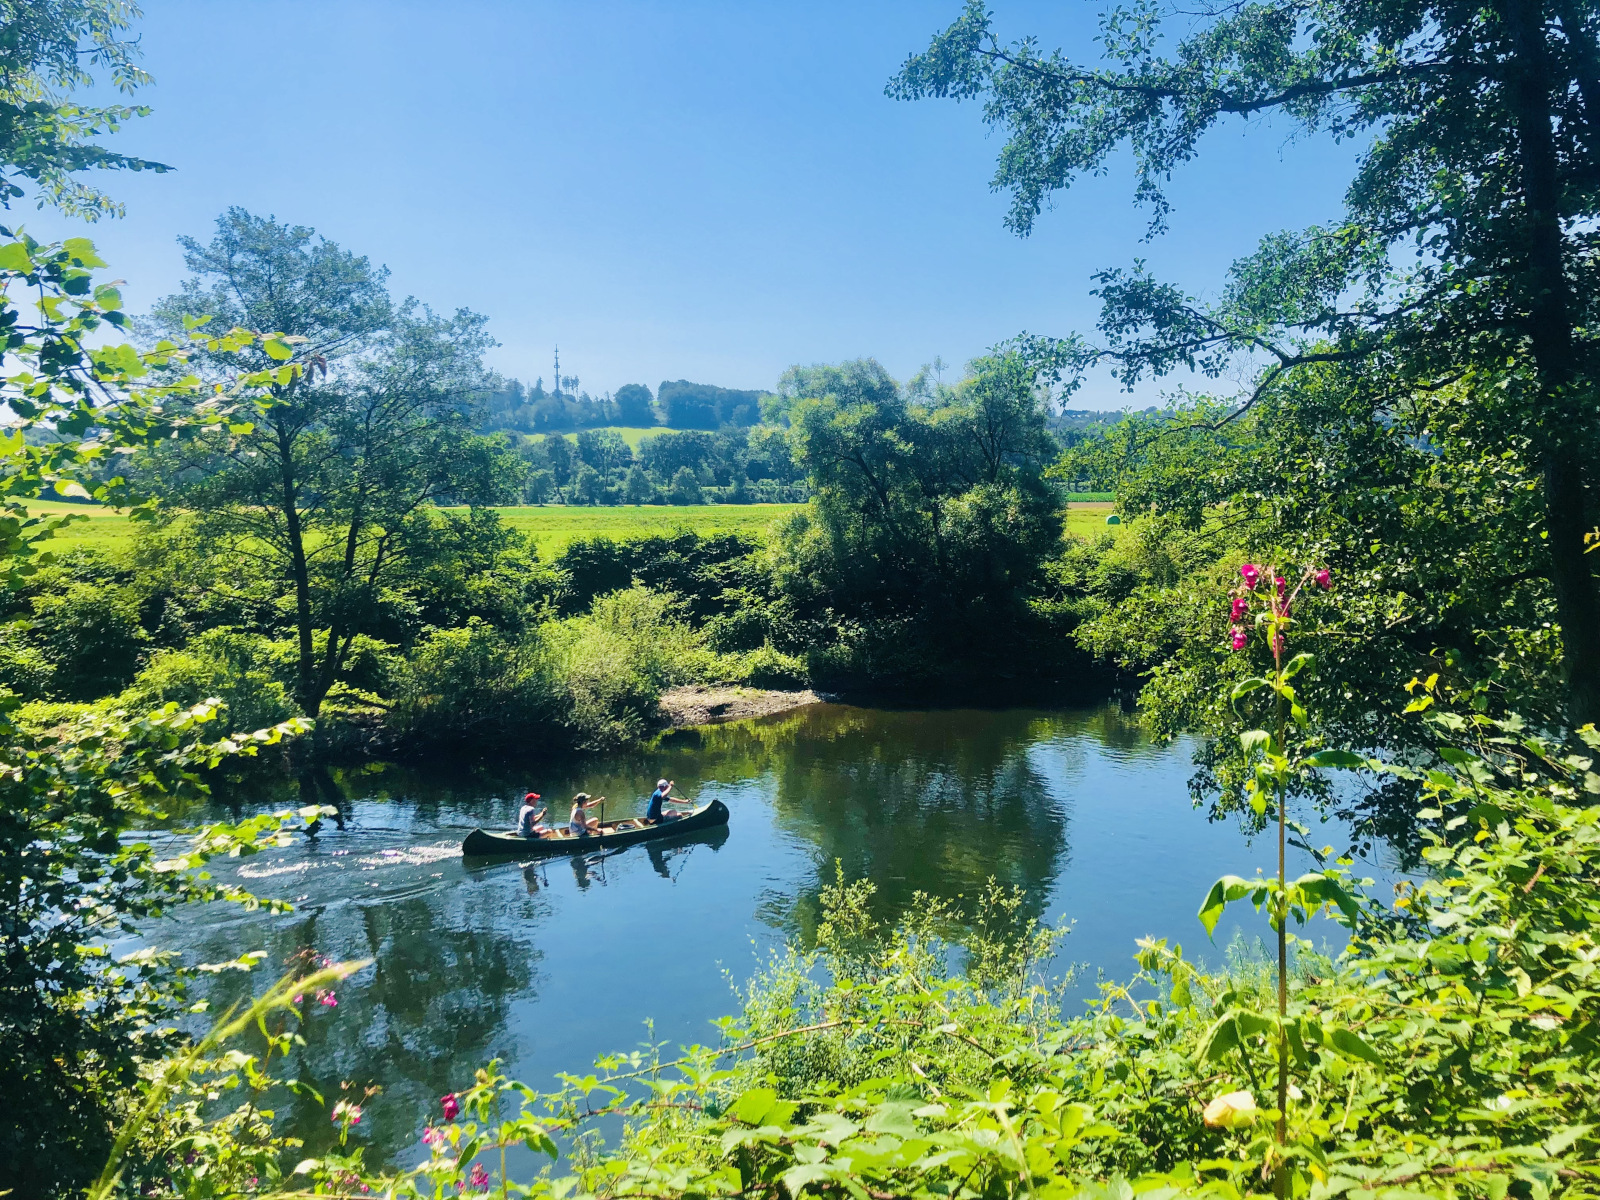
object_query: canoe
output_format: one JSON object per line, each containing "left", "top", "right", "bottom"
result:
{"left": 461, "top": 799, "right": 730, "bottom": 858}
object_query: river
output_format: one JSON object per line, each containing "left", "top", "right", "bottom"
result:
{"left": 146, "top": 700, "right": 1394, "bottom": 1169}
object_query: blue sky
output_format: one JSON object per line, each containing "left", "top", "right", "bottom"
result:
{"left": 22, "top": 1, "right": 1359, "bottom": 407}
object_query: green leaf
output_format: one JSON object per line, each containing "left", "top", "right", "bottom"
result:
{"left": 262, "top": 337, "right": 293, "bottom": 361}
{"left": 62, "top": 237, "right": 107, "bottom": 267}
{"left": 1281, "top": 652, "right": 1314, "bottom": 679}
{"left": 1240, "top": 728, "right": 1271, "bottom": 756}
{"left": 1231, "top": 677, "right": 1268, "bottom": 705}
{"left": 0, "top": 242, "right": 33, "bottom": 272}
{"left": 1542, "top": 1124, "right": 1592, "bottom": 1156}
{"left": 1328, "top": 1027, "right": 1383, "bottom": 1064}
{"left": 1197, "top": 875, "right": 1251, "bottom": 937}
{"left": 1195, "top": 1014, "right": 1240, "bottom": 1064}
{"left": 730, "top": 1087, "right": 779, "bottom": 1126}
{"left": 1303, "top": 749, "right": 1365, "bottom": 769}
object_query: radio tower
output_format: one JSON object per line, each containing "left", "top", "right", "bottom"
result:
{"left": 553, "top": 346, "right": 561, "bottom": 397}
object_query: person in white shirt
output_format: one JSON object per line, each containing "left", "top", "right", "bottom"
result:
{"left": 569, "top": 792, "right": 603, "bottom": 835}
{"left": 515, "top": 792, "right": 550, "bottom": 838}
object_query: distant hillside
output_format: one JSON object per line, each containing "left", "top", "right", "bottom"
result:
{"left": 1049, "top": 407, "right": 1155, "bottom": 442}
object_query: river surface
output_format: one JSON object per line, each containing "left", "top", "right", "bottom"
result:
{"left": 145, "top": 701, "right": 1395, "bottom": 1168}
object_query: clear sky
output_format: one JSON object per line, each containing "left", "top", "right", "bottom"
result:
{"left": 20, "top": 0, "right": 1359, "bottom": 407}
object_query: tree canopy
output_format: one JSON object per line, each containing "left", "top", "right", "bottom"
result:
{"left": 892, "top": 0, "right": 1600, "bottom": 724}
{"left": 0, "top": 0, "right": 168, "bottom": 218}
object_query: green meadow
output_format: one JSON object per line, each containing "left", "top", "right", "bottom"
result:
{"left": 27, "top": 498, "right": 1113, "bottom": 560}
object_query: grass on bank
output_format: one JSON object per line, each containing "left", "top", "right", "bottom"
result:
{"left": 25, "top": 498, "right": 1118, "bottom": 559}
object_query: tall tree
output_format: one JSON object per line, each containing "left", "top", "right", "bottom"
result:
{"left": 145, "top": 209, "right": 505, "bottom": 716}
{"left": 0, "top": 0, "right": 168, "bottom": 219}
{"left": 893, "top": 0, "right": 1600, "bottom": 724}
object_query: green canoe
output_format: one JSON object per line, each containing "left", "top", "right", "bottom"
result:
{"left": 461, "top": 798, "right": 730, "bottom": 858}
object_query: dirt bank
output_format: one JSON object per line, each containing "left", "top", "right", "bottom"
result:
{"left": 657, "top": 684, "right": 823, "bottom": 728}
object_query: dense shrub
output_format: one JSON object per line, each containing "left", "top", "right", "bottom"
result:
{"left": 112, "top": 630, "right": 299, "bottom": 735}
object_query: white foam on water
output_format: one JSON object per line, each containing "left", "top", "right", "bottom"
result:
{"left": 354, "top": 843, "right": 459, "bottom": 868}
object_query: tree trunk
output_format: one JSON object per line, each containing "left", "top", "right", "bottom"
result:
{"left": 274, "top": 414, "right": 320, "bottom": 718}
{"left": 1505, "top": 0, "right": 1600, "bottom": 726}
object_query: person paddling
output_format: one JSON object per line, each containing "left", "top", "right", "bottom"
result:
{"left": 644, "top": 778, "right": 690, "bottom": 825}
{"left": 515, "top": 792, "right": 549, "bottom": 839}
{"left": 569, "top": 792, "right": 603, "bottom": 836}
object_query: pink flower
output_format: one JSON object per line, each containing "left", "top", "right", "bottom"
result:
{"left": 468, "top": 1163, "right": 490, "bottom": 1193}
{"left": 422, "top": 1126, "right": 441, "bottom": 1146}
{"left": 320, "top": 992, "right": 337, "bottom": 1008}
{"left": 1315, "top": 568, "right": 1331, "bottom": 590}
{"left": 1230, "top": 596, "right": 1249, "bottom": 621}
{"left": 1275, "top": 575, "right": 1287, "bottom": 597}
{"left": 292, "top": 994, "right": 303, "bottom": 1004}
{"left": 1230, "top": 626, "right": 1248, "bottom": 651}
{"left": 1240, "top": 563, "right": 1262, "bottom": 589}
{"left": 441, "top": 1092, "right": 460, "bottom": 1121}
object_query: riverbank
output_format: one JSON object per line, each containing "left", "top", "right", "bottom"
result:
{"left": 657, "top": 684, "right": 822, "bottom": 728}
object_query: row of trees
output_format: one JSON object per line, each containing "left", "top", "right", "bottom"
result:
{"left": 509, "top": 424, "right": 807, "bottom": 505}
{"left": 479, "top": 377, "right": 772, "bottom": 434}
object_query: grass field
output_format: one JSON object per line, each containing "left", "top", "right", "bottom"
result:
{"left": 475, "top": 504, "right": 805, "bottom": 558}
{"left": 18, "top": 499, "right": 145, "bottom": 555}
{"left": 24, "top": 498, "right": 1117, "bottom": 559}
{"left": 1063, "top": 502, "right": 1117, "bottom": 540}
{"left": 556, "top": 427, "right": 666, "bottom": 450}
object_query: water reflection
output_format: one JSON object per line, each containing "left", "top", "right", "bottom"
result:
{"left": 144, "top": 700, "right": 1380, "bottom": 1172}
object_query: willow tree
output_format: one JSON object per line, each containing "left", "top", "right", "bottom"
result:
{"left": 893, "top": 0, "right": 1600, "bottom": 726}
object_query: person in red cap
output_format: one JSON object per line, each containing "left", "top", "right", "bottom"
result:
{"left": 515, "top": 792, "right": 550, "bottom": 838}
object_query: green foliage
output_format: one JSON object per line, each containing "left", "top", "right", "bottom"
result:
{"left": 138, "top": 209, "right": 512, "bottom": 717}
{"left": 657, "top": 378, "right": 766, "bottom": 428}
{"left": 893, "top": 0, "right": 1600, "bottom": 725}
{"left": 114, "top": 630, "right": 299, "bottom": 735}
{"left": 613, "top": 382, "right": 656, "bottom": 426}
{"left": 0, "top": 697, "right": 315, "bottom": 1197}
{"left": 669, "top": 464, "right": 703, "bottom": 505}
{"left": 773, "top": 353, "right": 1076, "bottom": 686}
{"left": 0, "top": 0, "right": 169, "bottom": 219}
{"left": 389, "top": 587, "right": 708, "bottom": 752}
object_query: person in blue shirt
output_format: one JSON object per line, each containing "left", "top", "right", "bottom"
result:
{"left": 515, "top": 792, "right": 550, "bottom": 838}
{"left": 644, "top": 778, "right": 690, "bottom": 825}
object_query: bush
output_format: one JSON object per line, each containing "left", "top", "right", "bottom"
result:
{"left": 549, "top": 587, "right": 710, "bottom": 744}
{"left": 387, "top": 618, "right": 565, "bottom": 752}
{"left": 112, "top": 630, "right": 300, "bottom": 734}
{"left": 27, "top": 579, "right": 149, "bottom": 700}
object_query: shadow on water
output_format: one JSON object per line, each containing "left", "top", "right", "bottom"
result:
{"left": 145, "top": 698, "right": 1386, "bottom": 1172}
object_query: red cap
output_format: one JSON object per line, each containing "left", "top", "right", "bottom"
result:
{"left": 525, "top": 792, "right": 540, "bottom": 801}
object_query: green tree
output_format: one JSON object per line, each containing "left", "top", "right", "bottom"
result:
{"left": 624, "top": 463, "right": 655, "bottom": 504}
{"left": 893, "top": 0, "right": 1600, "bottom": 725}
{"left": 669, "top": 465, "right": 704, "bottom": 505}
{"left": 576, "top": 426, "right": 632, "bottom": 474}
{"left": 572, "top": 462, "right": 604, "bottom": 504}
{"left": 786, "top": 353, "right": 1059, "bottom": 606}
{"left": 538, "top": 431, "right": 575, "bottom": 491}
{"left": 0, "top": 0, "right": 169, "bottom": 219}
{"left": 144, "top": 209, "right": 508, "bottom": 717}
{"left": 613, "top": 382, "right": 656, "bottom": 426}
